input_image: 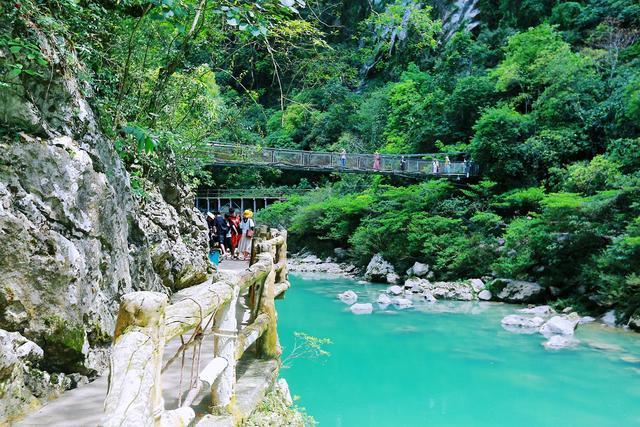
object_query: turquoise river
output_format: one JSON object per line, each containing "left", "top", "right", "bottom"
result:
{"left": 276, "top": 274, "right": 640, "bottom": 427}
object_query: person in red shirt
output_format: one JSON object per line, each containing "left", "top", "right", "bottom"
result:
{"left": 228, "top": 208, "right": 241, "bottom": 259}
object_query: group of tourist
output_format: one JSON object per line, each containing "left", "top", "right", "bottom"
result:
{"left": 338, "top": 150, "right": 472, "bottom": 176}
{"left": 206, "top": 209, "right": 255, "bottom": 261}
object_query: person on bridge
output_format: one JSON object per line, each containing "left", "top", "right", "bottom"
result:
{"left": 373, "top": 152, "right": 381, "bottom": 171}
{"left": 228, "top": 208, "right": 241, "bottom": 259}
{"left": 340, "top": 149, "right": 347, "bottom": 168}
{"left": 444, "top": 156, "right": 451, "bottom": 174}
{"left": 238, "top": 209, "right": 255, "bottom": 261}
{"left": 400, "top": 156, "right": 407, "bottom": 171}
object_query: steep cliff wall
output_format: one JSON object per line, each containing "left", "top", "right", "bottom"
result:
{"left": 0, "top": 19, "right": 210, "bottom": 422}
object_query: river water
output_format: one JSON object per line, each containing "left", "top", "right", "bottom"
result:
{"left": 276, "top": 274, "right": 640, "bottom": 427}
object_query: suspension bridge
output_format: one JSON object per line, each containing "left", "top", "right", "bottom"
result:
{"left": 205, "top": 143, "right": 479, "bottom": 178}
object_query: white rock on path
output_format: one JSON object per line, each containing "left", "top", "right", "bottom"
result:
{"left": 350, "top": 303, "right": 373, "bottom": 315}
{"left": 543, "top": 335, "right": 579, "bottom": 350}
{"left": 540, "top": 315, "right": 579, "bottom": 336}
{"left": 517, "top": 305, "right": 555, "bottom": 316}
{"left": 386, "top": 285, "right": 403, "bottom": 296}
{"left": 337, "top": 290, "right": 358, "bottom": 305}
{"left": 478, "top": 290, "right": 492, "bottom": 301}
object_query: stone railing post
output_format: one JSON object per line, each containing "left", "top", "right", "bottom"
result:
{"left": 258, "top": 268, "right": 280, "bottom": 359}
{"left": 211, "top": 285, "right": 240, "bottom": 413}
{"left": 103, "top": 291, "right": 168, "bottom": 427}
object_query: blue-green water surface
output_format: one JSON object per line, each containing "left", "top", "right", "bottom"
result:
{"left": 276, "top": 274, "right": 640, "bottom": 427}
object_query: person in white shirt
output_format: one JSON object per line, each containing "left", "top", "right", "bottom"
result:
{"left": 238, "top": 209, "right": 255, "bottom": 261}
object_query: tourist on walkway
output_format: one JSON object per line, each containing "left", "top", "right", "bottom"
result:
{"left": 213, "top": 211, "right": 229, "bottom": 257}
{"left": 206, "top": 212, "right": 216, "bottom": 253}
{"left": 228, "top": 208, "right": 241, "bottom": 258}
{"left": 340, "top": 149, "right": 347, "bottom": 168}
{"left": 373, "top": 152, "right": 381, "bottom": 171}
{"left": 444, "top": 156, "right": 451, "bottom": 174}
{"left": 238, "top": 209, "right": 255, "bottom": 261}
{"left": 400, "top": 156, "right": 407, "bottom": 171}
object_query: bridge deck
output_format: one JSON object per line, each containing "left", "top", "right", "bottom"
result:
{"left": 16, "top": 262, "right": 275, "bottom": 427}
{"left": 206, "top": 143, "right": 478, "bottom": 178}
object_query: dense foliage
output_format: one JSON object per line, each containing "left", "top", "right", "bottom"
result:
{"left": 1, "top": 0, "right": 639, "bottom": 320}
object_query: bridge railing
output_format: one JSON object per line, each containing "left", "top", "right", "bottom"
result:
{"left": 103, "top": 229, "right": 289, "bottom": 426}
{"left": 206, "top": 143, "right": 479, "bottom": 177}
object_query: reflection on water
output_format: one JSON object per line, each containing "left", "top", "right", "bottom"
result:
{"left": 277, "top": 274, "right": 640, "bottom": 427}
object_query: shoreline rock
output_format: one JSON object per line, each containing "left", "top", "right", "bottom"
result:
{"left": 288, "top": 254, "right": 358, "bottom": 277}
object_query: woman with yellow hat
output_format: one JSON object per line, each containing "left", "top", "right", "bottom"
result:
{"left": 238, "top": 209, "right": 255, "bottom": 260}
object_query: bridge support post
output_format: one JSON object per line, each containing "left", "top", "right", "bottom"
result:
{"left": 211, "top": 285, "right": 240, "bottom": 414}
{"left": 103, "top": 291, "right": 168, "bottom": 427}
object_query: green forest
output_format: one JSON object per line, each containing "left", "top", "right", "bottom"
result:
{"left": 2, "top": 0, "right": 639, "bottom": 321}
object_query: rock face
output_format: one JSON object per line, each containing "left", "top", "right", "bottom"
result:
{"left": 0, "top": 27, "right": 210, "bottom": 422}
{"left": 493, "top": 279, "right": 544, "bottom": 303}
{"left": 0, "top": 329, "right": 71, "bottom": 421}
{"left": 364, "top": 254, "right": 398, "bottom": 284}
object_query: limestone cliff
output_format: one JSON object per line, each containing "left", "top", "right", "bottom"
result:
{"left": 0, "top": 18, "right": 210, "bottom": 422}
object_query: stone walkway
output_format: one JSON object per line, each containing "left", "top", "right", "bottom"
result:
{"left": 16, "top": 261, "right": 276, "bottom": 427}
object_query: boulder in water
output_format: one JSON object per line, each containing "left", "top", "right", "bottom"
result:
{"left": 517, "top": 305, "right": 555, "bottom": 316}
{"left": 350, "top": 303, "right": 373, "bottom": 315}
{"left": 540, "top": 315, "right": 579, "bottom": 336}
{"left": 377, "top": 294, "right": 392, "bottom": 305}
{"left": 601, "top": 310, "right": 617, "bottom": 327}
{"left": 422, "top": 292, "right": 437, "bottom": 303}
{"left": 386, "top": 285, "right": 403, "bottom": 296}
{"left": 338, "top": 290, "right": 358, "bottom": 305}
{"left": 392, "top": 298, "right": 413, "bottom": 310}
{"left": 478, "top": 290, "right": 492, "bottom": 301}
{"left": 501, "top": 315, "right": 545, "bottom": 330}
{"left": 543, "top": 335, "right": 579, "bottom": 350}
{"left": 579, "top": 316, "right": 596, "bottom": 324}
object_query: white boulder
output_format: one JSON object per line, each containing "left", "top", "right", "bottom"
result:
{"left": 543, "top": 335, "right": 579, "bottom": 350}
{"left": 478, "top": 290, "right": 492, "bottom": 301}
{"left": 377, "top": 293, "right": 392, "bottom": 305}
{"left": 540, "top": 315, "right": 579, "bottom": 336}
{"left": 579, "top": 316, "right": 596, "bottom": 324}
{"left": 469, "top": 279, "right": 485, "bottom": 292}
{"left": 364, "top": 254, "right": 398, "bottom": 284}
{"left": 407, "top": 262, "right": 430, "bottom": 277}
{"left": 601, "top": 310, "right": 617, "bottom": 327}
{"left": 386, "top": 285, "right": 403, "bottom": 296}
{"left": 494, "top": 279, "right": 544, "bottom": 303}
{"left": 517, "top": 305, "right": 555, "bottom": 316}
{"left": 501, "top": 315, "right": 545, "bottom": 329}
{"left": 422, "top": 292, "right": 437, "bottom": 303}
{"left": 392, "top": 298, "right": 413, "bottom": 310}
{"left": 337, "top": 290, "right": 358, "bottom": 305}
{"left": 350, "top": 303, "right": 373, "bottom": 315}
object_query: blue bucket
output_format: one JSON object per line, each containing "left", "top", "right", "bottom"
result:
{"left": 209, "top": 250, "right": 220, "bottom": 266}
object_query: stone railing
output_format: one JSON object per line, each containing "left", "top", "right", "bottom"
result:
{"left": 102, "top": 228, "right": 289, "bottom": 426}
